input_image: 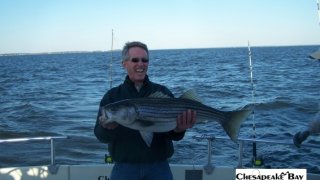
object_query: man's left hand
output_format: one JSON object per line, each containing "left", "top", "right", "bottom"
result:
{"left": 174, "top": 109, "right": 196, "bottom": 133}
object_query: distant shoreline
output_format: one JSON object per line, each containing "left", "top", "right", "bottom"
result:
{"left": 1, "top": 44, "right": 319, "bottom": 56}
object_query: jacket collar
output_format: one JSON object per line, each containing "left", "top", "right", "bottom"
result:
{"left": 124, "top": 75, "right": 150, "bottom": 87}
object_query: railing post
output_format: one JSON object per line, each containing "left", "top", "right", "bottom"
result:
{"left": 207, "top": 139, "right": 212, "bottom": 165}
{"left": 203, "top": 137, "right": 215, "bottom": 174}
{"left": 193, "top": 135, "right": 215, "bottom": 174}
{"left": 237, "top": 140, "right": 244, "bottom": 168}
{"left": 48, "top": 137, "right": 64, "bottom": 174}
{"left": 50, "top": 138, "right": 55, "bottom": 165}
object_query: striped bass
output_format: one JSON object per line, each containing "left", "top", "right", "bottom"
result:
{"left": 101, "top": 90, "right": 252, "bottom": 146}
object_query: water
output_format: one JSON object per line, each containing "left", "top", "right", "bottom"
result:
{"left": 0, "top": 46, "right": 319, "bottom": 173}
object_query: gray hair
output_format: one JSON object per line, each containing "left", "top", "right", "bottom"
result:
{"left": 121, "top": 41, "right": 149, "bottom": 61}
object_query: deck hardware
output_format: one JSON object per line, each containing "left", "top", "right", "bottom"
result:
{"left": 193, "top": 134, "right": 215, "bottom": 174}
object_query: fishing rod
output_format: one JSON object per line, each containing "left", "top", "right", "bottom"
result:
{"left": 105, "top": 29, "right": 114, "bottom": 164}
{"left": 247, "top": 41, "right": 263, "bottom": 167}
{"left": 109, "top": 29, "right": 114, "bottom": 89}
{"left": 317, "top": 0, "right": 320, "bottom": 25}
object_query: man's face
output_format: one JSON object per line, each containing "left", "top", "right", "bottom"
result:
{"left": 122, "top": 47, "right": 149, "bottom": 85}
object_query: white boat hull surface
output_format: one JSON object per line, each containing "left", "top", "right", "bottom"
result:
{"left": 0, "top": 164, "right": 319, "bottom": 180}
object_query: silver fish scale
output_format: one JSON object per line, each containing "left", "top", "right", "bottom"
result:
{"left": 127, "top": 98, "right": 229, "bottom": 123}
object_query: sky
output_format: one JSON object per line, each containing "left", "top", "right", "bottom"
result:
{"left": 1, "top": 0, "right": 320, "bottom": 54}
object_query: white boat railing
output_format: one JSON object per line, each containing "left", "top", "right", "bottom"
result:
{"left": 193, "top": 134, "right": 320, "bottom": 174}
{"left": 0, "top": 136, "right": 68, "bottom": 174}
{"left": 1, "top": 135, "right": 319, "bottom": 174}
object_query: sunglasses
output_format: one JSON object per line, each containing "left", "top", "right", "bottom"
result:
{"left": 130, "top": 57, "right": 149, "bottom": 63}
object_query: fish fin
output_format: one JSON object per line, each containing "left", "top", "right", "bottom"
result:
{"left": 222, "top": 108, "right": 253, "bottom": 142}
{"left": 148, "top": 91, "right": 171, "bottom": 98}
{"left": 179, "top": 89, "right": 203, "bottom": 103}
{"left": 140, "top": 131, "right": 153, "bottom": 147}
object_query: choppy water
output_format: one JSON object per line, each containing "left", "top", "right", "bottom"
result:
{"left": 0, "top": 46, "right": 319, "bottom": 173}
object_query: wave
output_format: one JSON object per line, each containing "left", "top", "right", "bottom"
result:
{"left": 254, "top": 97, "right": 292, "bottom": 110}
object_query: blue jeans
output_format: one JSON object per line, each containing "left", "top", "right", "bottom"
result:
{"left": 110, "top": 161, "right": 173, "bottom": 180}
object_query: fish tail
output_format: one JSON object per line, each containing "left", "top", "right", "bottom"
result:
{"left": 221, "top": 109, "right": 252, "bottom": 142}
{"left": 293, "top": 131, "right": 310, "bottom": 148}
{"left": 309, "top": 115, "right": 320, "bottom": 134}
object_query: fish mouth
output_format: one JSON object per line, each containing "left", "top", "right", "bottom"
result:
{"left": 100, "top": 108, "right": 111, "bottom": 124}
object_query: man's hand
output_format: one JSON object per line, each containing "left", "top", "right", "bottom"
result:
{"left": 174, "top": 109, "right": 196, "bottom": 133}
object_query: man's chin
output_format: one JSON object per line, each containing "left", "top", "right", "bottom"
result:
{"left": 133, "top": 74, "right": 146, "bottom": 81}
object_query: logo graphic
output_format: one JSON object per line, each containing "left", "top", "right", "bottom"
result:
{"left": 235, "top": 169, "right": 306, "bottom": 180}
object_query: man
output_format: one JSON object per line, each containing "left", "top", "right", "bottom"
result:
{"left": 94, "top": 41, "right": 196, "bottom": 180}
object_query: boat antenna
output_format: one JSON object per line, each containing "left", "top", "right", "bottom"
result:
{"left": 109, "top": 29, "right": 114, "bottom": 89}
{"left": 248, "top": 41, "right": 262, "bottom": 167}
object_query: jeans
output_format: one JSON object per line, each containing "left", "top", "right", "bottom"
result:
{"left": 110, "top": 161, "right": 173, "bottom": 180}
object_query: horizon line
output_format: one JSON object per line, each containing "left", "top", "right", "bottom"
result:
{"left": 1, "top": 44, "right": 319, "bottom": 56}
